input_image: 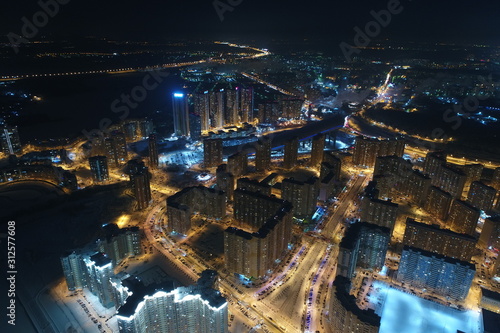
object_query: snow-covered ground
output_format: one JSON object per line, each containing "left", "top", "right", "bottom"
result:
{"left": 369, "top": 281, "right": 482, "bottom": 333}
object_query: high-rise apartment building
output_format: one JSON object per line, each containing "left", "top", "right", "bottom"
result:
{"left": 310, "top": 134, "right": 325, "bottom": 168}
{"left": 89, "top": 156, "right": 109, "bottom": 183}
{"left": 402, "top": 218, "right": 476, "bottom": 262}
{"left": 194, "top": 87, "right": 253, "bottom": 132}
{"left": 166, "top": 186, "right": 226, "bottom": 235}
{"left": 194, "top": 91, "right": 211, "bottom": 132}
{"left": 138, "top": 119, "right": 154, "bottom": 139}
{"left": 0, "top": 124, "right": 22, "bottom": 155}
{"left": 254, "top": 137, "right": 272, "bottom": 171}
{"left": 360, "top": 197, "right": 398, "bottom": 230}
{"left": 203, "top": 138, "right": 223, "bottom": 168}
{"left": 373, "top": 155, "right": 412, "bottom": 178}
{"left": 283, "top": 136, "right": 299, "bottom": 169}
{"left": 172, "top": 92, "right": 190, "bottom": 137}
{"left": 216, "top": 164, "right": 235, "bottom": 201}
{"left": 60, "top": 250, "right": 89, "bottom": 291}
{"left": 460, "top": 163, "right": 483, "bottom": 189}
{"left": 329, "top": 277, "right": 380, "bottom": 333}
{"left": 398, "top": 170, "right": 431, "bottom": 205}
{"left": 352, "top": 137, "right": 380, "bottom": 168}
{"left": 148, "top": 134, "right": 159, "bottom": 169}
{"left": 121, "top": 119, "right": 154, "bottom": 141}
{"left": 258, "top": 101, "right": 280, "bottom": 123}
{"left": 467, "top": 181, "right": 497, "bottom": 212}
{"left": 337, "top": 222, "right": 390, "bottom": 279}
{"left": 424, "top": 186, "right": 453, "bottom": 220}
{"left": 492, "top": 167, "right": 500, "bottom": 191}
{"left": 189, "top": 114, "right": 202, "bottom": 141}
{"left": 117, "top": 271, "right": 228, "bottom": 333}
{"left": 281, "top": 177, "right": 319, "bottom": 218}
{"left": 397, "top": 246, "right": 475, "bottom": 301}
{"left": 104, "top": 132, "right": 128, "bottom": 167}
{"left": 224, "top": 194, "right": 293, "bottom": 278}
{"left": 423, "top": 151, "right": 447, "bottom": 179}
{"left": 432, "top": 164, "right": 467, "bottom": 199}
{"left": 319, "top": 171, "right": 337, "bottom": 202}
{"left": 225, "top": 88, "right": 239, "bottom": 125}
{"left": 122, "top": 121, "right": 139, "bottom": 141}
{"left": 98, "top": 223, "right": 141, "bottom": 266}
{"left": 233, "top": 188, "right": 286, "bottom": 229}
{"left": 239, "top": 87, "right": 254, "bottom": 123}
{"left": 448, "top": 199, "right": 480, "bottom": 236}
{"left": 227, "top": 152, "right": 248, "bottom": 177}
{"left": 279, "top": 97, "right": 303, "bottom": 119}
{"left": 236, "top": 177, "right": 272, "bottom": 196}
{"left": 321, "top": 152, "right": 342, "bottom": 181}
{"left": 129, "top": 165, "right": 151, "bottom": 210}
{"left": 479, "top": 216, "right": 500, "bottom": 250}
{"left": 85, "top": 252, "right": 115, "bottom": 308}
{"left": 352, "top": 136, "right": 404, "bottom": 168}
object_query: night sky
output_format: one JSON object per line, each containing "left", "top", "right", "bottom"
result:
{"left": 1, "top": 0, "right": 499, "bottom": 44}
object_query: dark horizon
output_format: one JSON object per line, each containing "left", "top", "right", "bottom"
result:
{"left": 1, "top": 0, "right": 500, "bottom": 46}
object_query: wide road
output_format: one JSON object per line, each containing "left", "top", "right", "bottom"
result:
{"left": 322, "top": 175, "right": 366, "bottom": 237}
{"left": 261, "top": 241, "right": 325, "bottom": 331}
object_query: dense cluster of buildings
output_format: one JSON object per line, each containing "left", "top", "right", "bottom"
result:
{"left": 60, "top": 224, "right": 141, "bottom": 307}
{"left": 0, "top": 156, "right": 78, "bottom": 190}
{"left": 225, "top": 189, "right": 293, "bottom": 278}
{"left": 166, "top": 185, "right": 226, "bottom": 235}
{"left": 90, "top": 131, "right": 128, "bottom": 167}
{"left": 257, "top": 97, "right": 303, "bottom": 123}
{"left": 335, "top": 139, "right": 500, "bottom": 322}
{"left": 352, "top": 136, "right": 405, "bottom": 168}
{"left": 193, "top": 87, "right": 254, "bottom": 132}
{"left": 61, "top": 224, "right": 228, "bottom": 333}
{"left": 170, "top": 130, "right": 345, "bottom": 280}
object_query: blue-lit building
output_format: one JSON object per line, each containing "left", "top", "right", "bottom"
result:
{"left": 172, "top": 92, "right": 190, "bottom": 137}
{"left": 117, "top": 271, "right": 228, "bottom": 333}
{"left": 397, "top": 245, "right": 475, "bottom": 301}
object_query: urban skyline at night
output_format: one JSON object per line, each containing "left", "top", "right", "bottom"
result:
{"left": 1, "top": 1, "right": 500, "bottom": 333}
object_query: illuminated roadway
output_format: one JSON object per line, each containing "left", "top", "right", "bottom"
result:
{"left": 321, "top": 175, "right": 366, "bottom": 237}
{"left": 1, "top": 42, "right": 269, "bottom": 81}
{"left": 138, "top": 168, "right": 368, "bottom": 333}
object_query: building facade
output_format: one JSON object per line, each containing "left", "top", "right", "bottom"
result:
{"left": 117, "top": 271, "right": 228, "bottom": 333}
{"left": 172, "top": 92, "right": 190, "bottom": 137}
{"left": 397, "top": 246, "right": 475, "bottom": 301}
{"left": 281, "top": 177, "right": 319, "bottom": 218}
{"left": 424, "top": 186, "right": 453, "bottom": 220}
{"left": 203, "top": 138, "right": 223, "bottom": 168}
{"left": 403, "top": 218, "right": 476, "bottom": 262}
{"left": 89, "top": 156, "right": 109, "bottom": 183}
{"left": 467, "top": 181, "right": 497, "bottom": 212}
{"left": 447, "top": 199, "right": 480, "bottom": 236}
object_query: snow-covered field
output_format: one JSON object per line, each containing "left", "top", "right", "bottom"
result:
{"left": 370, "top": 281, "right": 482, "bottom": 333}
